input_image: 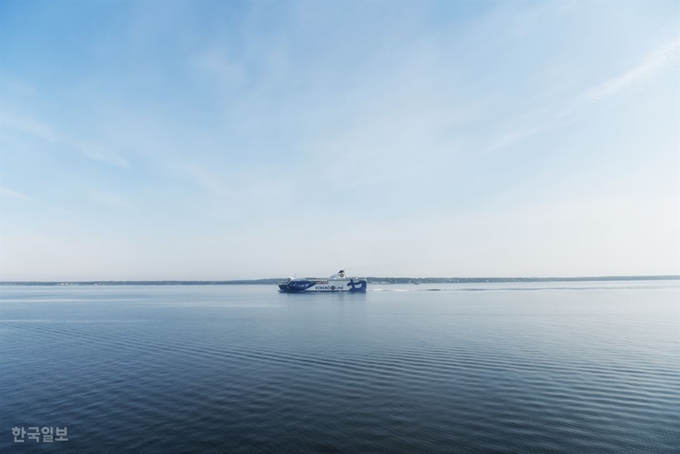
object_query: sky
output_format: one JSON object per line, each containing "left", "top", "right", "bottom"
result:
{"left": 0, "top": 0, "right": 678, "bottom": 280}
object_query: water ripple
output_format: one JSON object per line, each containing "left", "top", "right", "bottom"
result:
{"left": 1, "top": 284, "right": 678, "bottom": 453}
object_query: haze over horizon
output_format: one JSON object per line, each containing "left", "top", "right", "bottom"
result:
{"left": 1, "top": 0, "right": 679, "bottom": 281}
{"left": 1, "top": 275, "right": 679, "bottom": 285}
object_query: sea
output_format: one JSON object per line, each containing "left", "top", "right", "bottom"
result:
{"left": 0, "top": 281, "right": 678, "bottom": 453}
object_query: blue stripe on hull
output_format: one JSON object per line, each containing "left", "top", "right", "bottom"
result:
{"left": 278, "top": 279, "right": 367, "bottom": 293}
{"left": 347, "top": 279, "right": 367, "bottom": 292}
{"left": 278, "top": 280, "right": 316, "bottom": 292}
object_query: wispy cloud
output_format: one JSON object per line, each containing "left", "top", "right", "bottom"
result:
{"left": 1, "top": 110, "right": 131, "bottom": 169}
{"left": 491, "top": 36, "right": 680, "bottom": 150}
{"left": 78, "top": 142, "right": 131, "bottom": 169}
{"left": 0, "top": 111, "right": 57, "bottom": 142}
{"left": 581, "top": 37, "right": 680, "bottom": 103}
{"left": 0, "top": 187, "right": 31, "bottom": 200}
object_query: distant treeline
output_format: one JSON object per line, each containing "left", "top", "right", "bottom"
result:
{"left": 1, "top": 276, "right": 678, "bottom": 286}
{"left": 367, "top": 275, "right": 680, "bottom": 284}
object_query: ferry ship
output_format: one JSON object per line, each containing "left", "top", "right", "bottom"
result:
{"left": 278, "top": 270, "right": 367, "bottom": 293}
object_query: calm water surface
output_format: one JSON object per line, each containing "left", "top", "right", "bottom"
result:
{"left": 1, "top": 282, "right": 678, "bottom": 453}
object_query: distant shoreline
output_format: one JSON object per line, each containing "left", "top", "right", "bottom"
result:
{"left": 1, "top": 276, "right": 678, "bottom": 286}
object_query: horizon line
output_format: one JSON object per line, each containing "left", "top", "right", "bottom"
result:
{"left": 1, "top": 275, "right": 679, "bottom": 285}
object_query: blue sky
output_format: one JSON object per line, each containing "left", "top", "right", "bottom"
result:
{"left": 1, "top": 0, "right": 678, "bottom": 280}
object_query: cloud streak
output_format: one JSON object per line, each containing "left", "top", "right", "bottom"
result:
{"left": 491, "top": 36, "right": 680, "bottom": 150}
{"left": 0, "top": 111, "right": 57, "bottom": 142}
{"left": 78, "top": 143, "right": 131, "bottom": 169}
{"left": 1, "top": 110, "right": 131, "bottom": 169}
{"left": 0, "top": 187, "right": 31, "bottom": 200}
{"left": 581, "top": 36, "right": 680, "bottom": 103}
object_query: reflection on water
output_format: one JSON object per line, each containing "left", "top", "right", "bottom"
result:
{"left": 1, "top": 282, "right": 678, "bottom": 453}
